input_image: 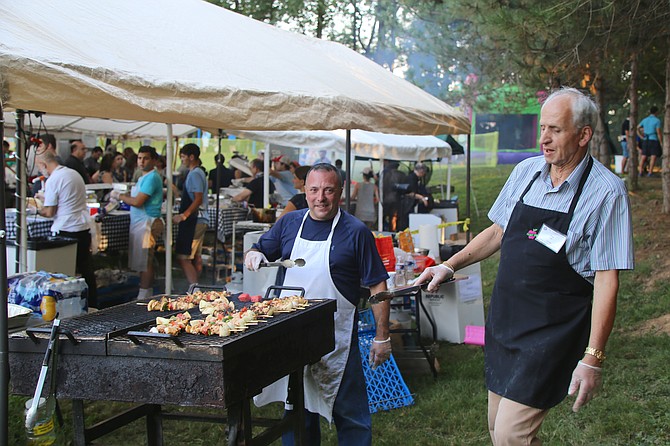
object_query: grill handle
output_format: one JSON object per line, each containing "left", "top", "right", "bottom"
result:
{"left": 263, "top": 285, "right": 306, "bottom": 300}
{"left": 27, "top": 326, "right": 79, "bottom": 345}
{"left": 126, "top": 331, "right": 184, "bottom": 347}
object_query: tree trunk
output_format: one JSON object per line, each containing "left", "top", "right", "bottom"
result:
{"left": 593, "top": 75, "right": 611, "bottom": 167}
{"left": 627, "top": 52, "right": 639, "bottom": 192}
{"left": 663, "top": 42, "right": 670, "bottom": 213}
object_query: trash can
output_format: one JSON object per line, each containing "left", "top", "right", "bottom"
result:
{"left": 430, "top": 198, "right": 459, "bottom": 242}
{"left": 6, "top": 236, "right": 77, "bottom": 276}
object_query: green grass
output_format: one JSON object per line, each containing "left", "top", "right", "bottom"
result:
{"left": 9, "top": 165, "right": 670, "bottom": 445}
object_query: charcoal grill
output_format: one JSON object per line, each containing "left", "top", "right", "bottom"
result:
{"left": 9, "top": 289, "right": 336, "bottom": 445}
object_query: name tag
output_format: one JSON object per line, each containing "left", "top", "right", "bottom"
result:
{"left": 535, "top": 224, "right": 566, "bottom": 253}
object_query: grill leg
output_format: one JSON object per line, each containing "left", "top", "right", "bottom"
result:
{"left": 287, "top": 369, "right": 305, "bottom": 446}
{"left": 227, "top": 403, "right": 241, "bottom": 446}
{"left": 71, "top": 399, "right": 87, "bottom": 446}
{"left": 146, "top": 404, "right": 164, "bottom": 446}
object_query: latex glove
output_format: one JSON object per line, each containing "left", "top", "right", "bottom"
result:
{"left": 368, "top": 338, "right": 392, "bottom": 370}
{"left": 414, "top": 264, "right": 454, "bottom": 292}
{"left": 26, "top": 205, "right": 38, "bottom": 216}
{"left": 109, "top": 190, "right": 121, "bottom": 200}
{"left": 244, "top": 251, "right": 268, "bottom": 271}
{"left": 568, "top": 360, "right": 603, "bottom": 412}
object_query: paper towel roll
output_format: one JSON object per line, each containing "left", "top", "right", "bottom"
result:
{"left": 419, "top": 224, "right": 441, "bottom": 262}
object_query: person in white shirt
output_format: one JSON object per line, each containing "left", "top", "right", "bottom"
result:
{"left": 34, "top": 151, "right": 98, "bottom": 308}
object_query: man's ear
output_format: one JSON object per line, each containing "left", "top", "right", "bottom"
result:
{"left": 579, "top": 126, "right": 593, "bottom": 147}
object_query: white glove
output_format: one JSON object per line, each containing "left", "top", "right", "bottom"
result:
{"left": 369, "top": 338, "right": 392, "bottom": 370}
{"left": 244, "top": 251, "right": 268, "bottom": 271}
{"left": 568, "top": 360, "right": 603, "bottom": 412}
{"left": 109, "top": 190, "right": 121, "bottom": 200}
{"left": 415, "top": 264, "right": 454, "bottom": 292}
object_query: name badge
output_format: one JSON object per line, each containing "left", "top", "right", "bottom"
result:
{"left": 535, "top": 224, "right": 566, "bottom": 253}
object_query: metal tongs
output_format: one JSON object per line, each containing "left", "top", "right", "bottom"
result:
{"left": 259, "top": 258, "right": 306, "bottom": 268}
{"left": 25, "top": 318, "right": 61, "bottom": 429}
{"left": 368, "top": 278, "right": 455, "bottom": 304}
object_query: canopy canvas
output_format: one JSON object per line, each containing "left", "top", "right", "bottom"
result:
{"left": 0, "top": 0, "right": 470, "bottom": 136}
{"left": 229, "top": 129, "right": 452, "bottom": 161}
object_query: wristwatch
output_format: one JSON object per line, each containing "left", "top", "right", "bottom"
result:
{"left": 584, "top": 346, "right": 606, "bottom": 362}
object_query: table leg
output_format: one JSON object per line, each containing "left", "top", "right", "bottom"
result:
{"left": 415, "top": 291, "right": 438, "bottom": 378}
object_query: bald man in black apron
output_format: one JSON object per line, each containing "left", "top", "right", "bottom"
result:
{"left": 417, "top": 87, "right": 634, "bottom": 445}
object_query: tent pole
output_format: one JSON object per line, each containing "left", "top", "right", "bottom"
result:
{"left": 0, "top": 100, "right": 10, "bottom": 446}
{"left": 345, "top": 130, "right": 351, "bottom": 212}
{"left": 165, "top": 125, "right": 174, "bottom": 294}
{"left": 14, "top": 111, "right": 27, "bottom": 273}
{"left": 446, "top": 155, "right": 452, "bottom": 200}
{"left": 377, "top": 156, "right": 384, "bottom": 232}
{"left": 213, "top": 130, "right": 223, "bottom": 282}
{"left": 466, "top": 134, "right": 471, "bottom": 243}
{"left": 18, "top": 113, "right": 27, "bottom": 272}
{"left": 263, "top": 145, "right": 270, "bottom": 208}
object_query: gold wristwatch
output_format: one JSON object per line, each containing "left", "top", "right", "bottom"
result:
{"left": 584, "top": 347, "right": 606, "bottom": 363}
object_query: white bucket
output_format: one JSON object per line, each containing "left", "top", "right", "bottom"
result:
{"left": 614, "top": 155, "right": 624, "bottom": 174}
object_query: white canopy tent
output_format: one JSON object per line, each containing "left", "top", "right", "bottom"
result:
{"left": 3, "top": 113, "right": 198, "bottom": 139}
{"left": 0, "top": 0, "right": 470, "bottom": 437}
{"left": 229, "top": 129, "right": 453, "bottom": 231}
{"left": 230, "top": 129, "right": 451, "bottom": 161}
{"left": 0, "top": 1, "right": 470, "bottom": 135}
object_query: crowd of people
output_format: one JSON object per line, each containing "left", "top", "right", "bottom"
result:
{"left": 2, "top": 87, "right": 641, "bottom": 446}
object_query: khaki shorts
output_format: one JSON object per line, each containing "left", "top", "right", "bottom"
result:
{"left": 147, "top": 218, "right": 165, "bottom": 266}
{"left": 176, "top": 222, "right": 207, "bottom": 260}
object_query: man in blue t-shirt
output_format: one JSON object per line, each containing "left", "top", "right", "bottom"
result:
{"left": 637, "top": 106, "right": 663, "bottom": 177}
{"left": 114, "top": 146, "right": 164, "bottom": 300}
{"left": 245, "top": 163, "right": 390, "bottom": 446}
{"left": 173, "top": 143, "right": 209, "bottom": 284}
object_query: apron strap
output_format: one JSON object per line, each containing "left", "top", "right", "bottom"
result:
{"left": 567, "top": 156, "right": 594, "bottom": 219}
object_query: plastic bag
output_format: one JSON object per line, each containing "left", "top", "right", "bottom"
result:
{"left": 374, "top": 235, "right": 396, "bottom": 272}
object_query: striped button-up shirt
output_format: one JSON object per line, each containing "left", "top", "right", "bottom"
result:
{"left": 488, "top": 154, "right": 634, "bottom": 282}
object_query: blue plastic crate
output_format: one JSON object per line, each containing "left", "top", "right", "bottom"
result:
{"left": 357, "top": 310, "right": 414, "bottom": 414}
{"left": 358, "top": 308, "right": 376, "bottom": 333}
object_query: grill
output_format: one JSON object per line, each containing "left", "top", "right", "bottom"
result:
{"left": 9, "top": 289, "right": 337, "bottom": 445}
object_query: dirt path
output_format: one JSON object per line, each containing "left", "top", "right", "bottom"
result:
{"left": 627, "top": 179, "right": 670, "bottom": 336}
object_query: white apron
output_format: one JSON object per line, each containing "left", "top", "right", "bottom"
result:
{"left": 253, "top": 210, "right": 355, "bottom": 422}
{"left": 128, "top": 183, "right": 158, "bottom": 272}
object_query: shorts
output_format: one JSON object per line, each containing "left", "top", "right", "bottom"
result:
{"left": 147, "top": 218, "right": 165, "bottom": 266}
{"left": 176, "top": 222, "right": 207, "bottom": 260}
{"left": 642, "top": 139, "right": 662, "bottom": 157}
{"left": 621, "top": 140, "right": 629, "bottom": 158}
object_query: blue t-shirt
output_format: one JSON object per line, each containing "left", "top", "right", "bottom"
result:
{"left": 130, "top": 170, "right": 163, "bottom": 219}
{"left": 184, "top": 167, "right": 209, "bottom": 225}
{"left": 253, "top": 209, "right": 388, "bottom": 305}
{"left": 639, "top": 114, "right": 661, "bottom": 141}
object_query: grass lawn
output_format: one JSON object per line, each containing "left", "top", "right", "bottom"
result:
{"left": 9, "top": 165, "right": 670, "bottom": 445}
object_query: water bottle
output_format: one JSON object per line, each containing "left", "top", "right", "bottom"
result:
{"left": 394, "top": 263, "right": 406, "bottom": 288}
{"left": 405, "top": 258, "right": 416, "bottom": 282}
{"left": 24, "top": 396, "right": 57, "bottom": 445}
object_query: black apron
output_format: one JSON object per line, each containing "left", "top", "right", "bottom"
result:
{"left": 175, "top": 174, "right": 198, "bottom": 255}
{"left": 485, "top": 156, "right": 594, "bottom": 409}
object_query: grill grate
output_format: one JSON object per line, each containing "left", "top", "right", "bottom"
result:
{"left": 39, "top": 295, "right": 333, "bottom": 348}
